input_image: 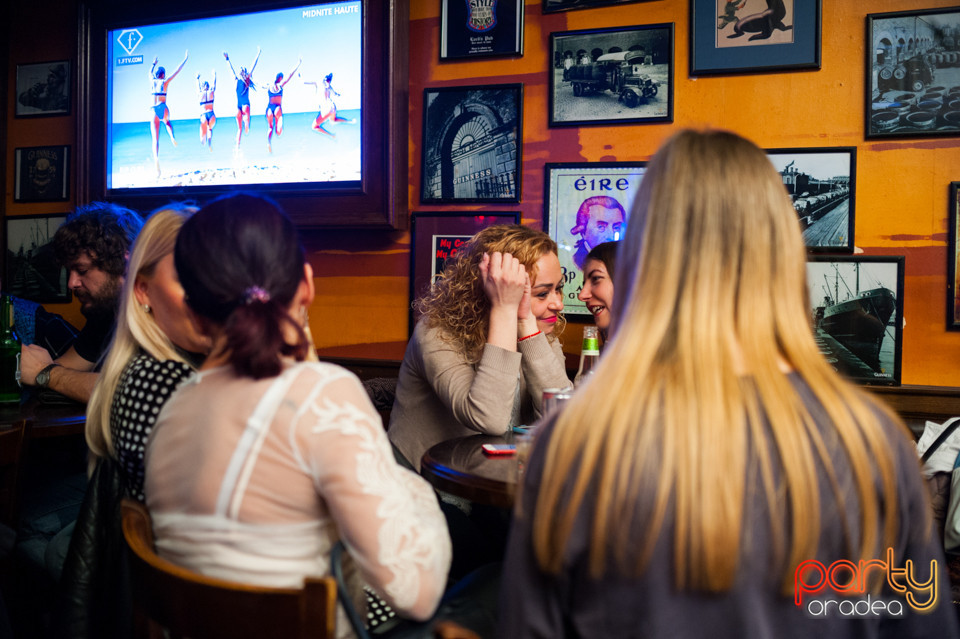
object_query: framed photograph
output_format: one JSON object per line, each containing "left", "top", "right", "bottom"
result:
{"left": 947, "top": 182, "right": 960, "bottom": 330}
{"left": 550, "top": 23, "right": 674, "bottom": 127}
{"left": 765, "top": 147, "right": 856, "bottom": 253}
{"left": 15, "top": 60, "right": 70, "bottom": 117}
{"left": 544, "top": 162, "right": 646, "bottom": 316}
{"left": 14, "top": 146, "right": 70, "bottom": 203}
{"left": 806, "top": 256, "right": 904, "bottom": 386}
{"left": 441, "top": 0, "right": 524, "bottom": 60}
{"left": 409, "top": 211, "right": 521, "bottom": 330}
{"left": 866, "top": 7, "right": 960, "bottom": 138}
{"left": 690, "top": 0, "right": 821, "bottom": 75}
{"left": 5, "top": 214, "right": 71, "bottom": 304}
{"left": 544, "top": 0, "right": 655, "bottom": 12}
{"left": 421, "top": 84, "right": 523, "bottom": 204}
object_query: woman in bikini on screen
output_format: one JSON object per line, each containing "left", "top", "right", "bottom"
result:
{"left": 304, "top": 72, "right": 354, "bottom": 138}
{"left": 262, "top": 57, "right": 301, "bottom": 153}
{"left": 149, "top": 51, "right": 188, "bottom": 178}
{"left": 223, "top": 47, "right": 260, "bottom": 149}
{"left": 196, "top": 69, "right": 216, "bottom": 150}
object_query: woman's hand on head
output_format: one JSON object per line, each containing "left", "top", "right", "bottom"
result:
{"left": 480, "top": 252, "right": 527, "bottom": 312}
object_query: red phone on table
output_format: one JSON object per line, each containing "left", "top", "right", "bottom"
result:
{"left": 481, "top": 444, "right": 516, "bottom": 456}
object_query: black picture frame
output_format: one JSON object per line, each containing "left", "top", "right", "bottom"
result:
{"left": 549, "top": 23, "right": 674, "bottom": 128}
{"left": 440, "top": 0, "right": 524, "bottom": 60}
{"left": 421, "top": 84, "right": 523, "bottom": 204}
{"left": 866, "top": 7, "right": 960, "bottom": 139}
{"left": 948, "top": 182, "right": 960, "bottom": 330}
{"left": 409, "top": 211, "right": 521, "bottom": 331}
{"left": 13, "top": 146, "right": 70, "bottom": 203}
{"left": 807, "top": 255, "right": 904, "bottom": 386}
{"left": 5, "top": 214, "right": 72, "bottom": 304}
{"left": 15, "top": 60, "right": 71, "bottom": 117}
{"left": 690, "top": 0, "right": 821, "bottom": 76}
{"left": 544, "top": 162, "right": 647, "bottom": 316}
{"left": 765, "top": 146, "right": 856, "bottom": 253}
{"left": 543, "top": 0, "right": 654, "bottom": 13}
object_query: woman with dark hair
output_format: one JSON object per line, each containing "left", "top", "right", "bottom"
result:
{"left": 499, "top": 130, "right": 958, "bottom": 637}
{"left": 144, "top": 194, "right": 450, "bottom": 636}
{"left": 577, "top": 240, "right": 618, "bottom": 338}
{"left": 223, "top": 47, "right": 260, "bottom": 148}
{"left": 263, "top": 57, "right": 301, "bottom": 152}
{"left": 149, "top": 52, "right": 188, "bottom": 178}
{"left": 389, "top": 224, "right": 570, "bottom": 471}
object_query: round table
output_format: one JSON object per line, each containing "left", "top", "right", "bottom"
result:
{"left": 419, "top": 434, "right": 518, "bottom": 509}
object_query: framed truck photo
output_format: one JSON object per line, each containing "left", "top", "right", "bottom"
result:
{"left": 550, "top": 23, "right": 674, "bottom": 127}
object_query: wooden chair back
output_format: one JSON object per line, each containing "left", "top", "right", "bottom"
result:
{"left": 120, "top": 499, "right": 337, "bottom": 639}
{"left": 0, "top": 420, "right": 27, "bottom": 526}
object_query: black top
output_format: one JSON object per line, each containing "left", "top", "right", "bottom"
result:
{"left": 499, "top": 375, "right": 960, "bottom": 638}
{"left": 73, "top": 313, "right": 115, "bottom": 367}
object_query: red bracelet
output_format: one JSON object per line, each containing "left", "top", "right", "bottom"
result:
{"left": 517, "top": 330, "right": 541, "bottom": 343}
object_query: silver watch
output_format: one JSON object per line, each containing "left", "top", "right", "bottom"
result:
{"left": 36, "top": 363, "right": 61, "bottom": 388}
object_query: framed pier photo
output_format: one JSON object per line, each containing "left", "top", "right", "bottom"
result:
{"left": 806, "top": 256, "right": 904, "bottom": 386}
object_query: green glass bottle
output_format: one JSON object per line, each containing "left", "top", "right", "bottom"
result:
{"left": 0, "top": 296, "right": 22, "bottom": 404}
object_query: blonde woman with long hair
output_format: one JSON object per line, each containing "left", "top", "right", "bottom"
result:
{"left": 498, "top": 130, "right": 958, "bottom": 637}
{"left": 389, "top": 224, "right": 570, "bottom": 471}
{"left": 86, "top": 205, "right": 209, "bottom": 501}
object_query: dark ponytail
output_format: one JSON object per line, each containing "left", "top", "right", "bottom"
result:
{"left": 174, "top": 193, "right": 309, "bottom": 379}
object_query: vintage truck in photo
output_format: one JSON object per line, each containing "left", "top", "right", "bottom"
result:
{"left": 563, "top": 50, "right": 659, "bottom": 108}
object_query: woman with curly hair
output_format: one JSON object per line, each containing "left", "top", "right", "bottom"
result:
{"left": 389, "top": 224, "right": 570, "bottom": 471}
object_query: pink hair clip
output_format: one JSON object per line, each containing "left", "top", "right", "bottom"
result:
{"left": 243, "top": 286, "right": 271, "bottom": 305}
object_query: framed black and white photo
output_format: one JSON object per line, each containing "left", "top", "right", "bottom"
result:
{"left": 690, "top": 0, "right": 821, "bottom": 75}
{"left": 806, "top": 256, "right": 904, "bottom": 386}
{"left": 550, "top": 23, "right": 673, "bottom": 127}
{"left": 421, "top": 84, "right": 523, "bottom": 204}
{"left": 409, "top": 211, "right": 521, "bottom": 330}
{"left": 544, "top": 162, "right": 646, "bottom": 316}
{"left": 441, "top": 0, "right": 524, "bottom": 60}
{"left": 5, "top": 214, "right": 71, "bottom": 304}
{"left": 544, "top": 0, "right": 655, "bottom": 12}
{"left": 765, "top": 147, "right": 856, "bottom": 253}
{"left": 14, "top": 146, "right": 70, "bottom": 203}
{"left": 948, "top": 182, "right": 960, "bottom": 330}
{"left": 15, "top": 60, "right": 71, "bottom": 117}
{"left": 866, "top": 7, "right": 960, "bottom": 138}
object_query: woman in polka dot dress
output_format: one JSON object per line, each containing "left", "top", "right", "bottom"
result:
{"left": 85, "top": 205, "right": 211, "bottom": 501}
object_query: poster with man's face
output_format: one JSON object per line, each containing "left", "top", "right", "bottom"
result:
{"left": 545, "top": 164, "right": 645, "bottom": 316}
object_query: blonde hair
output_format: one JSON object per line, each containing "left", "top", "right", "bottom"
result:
{"left": 86, "top": 205, "right": 196, "bottom": 461}
{"left": 415, "top": 224, "right": 564, "bottom": 363}
{"left": 531, "top": 130, "right": 905, "bottom": 594}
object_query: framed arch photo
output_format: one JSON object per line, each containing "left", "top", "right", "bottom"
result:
{"left": 420, "top": 84, "right": 523, "bottom": 204}
{"left": 867, "top": 7, "right": 960, "bottom": 139}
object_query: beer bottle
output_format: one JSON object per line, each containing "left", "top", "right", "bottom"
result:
{"left": 0, "top": 296, "right": 21, "bottom": 404}
{"left": 573, "top": 326, "right": 600, "bottom": 388}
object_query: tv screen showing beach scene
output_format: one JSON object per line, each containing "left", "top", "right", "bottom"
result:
{"left": 105, "top": 1, "right": 361, "bottom": 192}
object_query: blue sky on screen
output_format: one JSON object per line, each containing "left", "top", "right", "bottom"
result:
{"left": 108, "top": 1, "right": 361, "bottom": 124}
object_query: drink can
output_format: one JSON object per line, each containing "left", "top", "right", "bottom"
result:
{"left": 542, "top": 386, "right": 573, "bottom": 415}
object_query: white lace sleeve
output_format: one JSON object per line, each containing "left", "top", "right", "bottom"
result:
{"left": 295, "top": 371, "right": 451, "bottom": 620}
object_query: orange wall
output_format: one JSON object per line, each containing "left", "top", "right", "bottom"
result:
{"left": 5, "top": 0, "right": 960, "bottom": 386}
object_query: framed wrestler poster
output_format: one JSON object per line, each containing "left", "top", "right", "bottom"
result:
{"left": 441, "top": 0, "right": 524, "bottom": 60}
{"left": 690, "top": 0, "right": 821, "bottom": 76}
{"left": 409, "top": 211, "right": 521, "bottom": 332}
{"left": 544, "top": 162, "right": 646, "bottom": 317}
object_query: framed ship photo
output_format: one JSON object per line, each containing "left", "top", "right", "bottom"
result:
{"left": 806, "top": 256, "right": 904, "bottom": 386}
{"left": 421, "top": 84, "right": 523, "bottom": 204}
{"left": 948, "top": 182, "right": 960, "bottom": 330}
{"left": 409, "top": 211, "right": 521, "bottom": 331}
{"left": 441, "top": 0, "right": 524, "bottom": 60}
{"left": 549, "top": 23, "right": 674, "bottom": 127}
{"left": 765, "top": 147, "right": 856, "bottom": 253}
{"left": 691, "top": 0, "right": 821, "bottom": 75}
{"left": 544, "top": 162, "right": 646, "bottom": 316}
{"left": 867, "top": 7, "right": 960, "bottom": 139}
{"left": 5, "top": 213, "right": 71, "bottom": 304}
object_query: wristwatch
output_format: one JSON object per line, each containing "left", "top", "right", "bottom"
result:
{"left": 36, "top": 362, "right": 62, "bottom": 389}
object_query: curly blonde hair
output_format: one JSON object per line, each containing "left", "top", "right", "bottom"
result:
{"left": 415, "top": 224, "right": 564, "bottom": 363}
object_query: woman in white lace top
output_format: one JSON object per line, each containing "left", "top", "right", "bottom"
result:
{"left": 144, "top": 194, "right": 451, "bottom": 636}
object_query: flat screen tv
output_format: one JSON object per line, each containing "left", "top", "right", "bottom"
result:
{"left": 80, "top": 0, "right": 408, "bottom": 229}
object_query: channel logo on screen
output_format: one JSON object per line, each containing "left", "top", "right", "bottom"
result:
{"left": 116, "top": 29, "right": 143, "bottom": 55}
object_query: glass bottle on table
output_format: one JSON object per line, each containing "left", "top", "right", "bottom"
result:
{"left": 0, "top": 295, "right": 21, "bottom": 404}
{"left": 574, "top": 325, "right": 600, "bottom": 388}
